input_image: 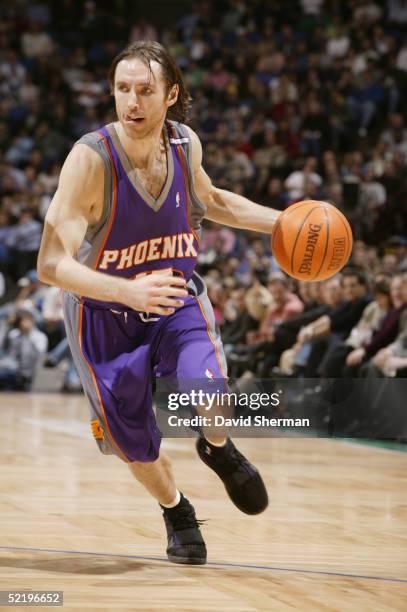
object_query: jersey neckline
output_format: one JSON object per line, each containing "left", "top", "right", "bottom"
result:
{"left": 106, "top": 122, "right": 174, "bottom": 212}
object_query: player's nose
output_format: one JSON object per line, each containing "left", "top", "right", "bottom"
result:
{"left": 127, "top": 89, "right": 140, "bottom": 110}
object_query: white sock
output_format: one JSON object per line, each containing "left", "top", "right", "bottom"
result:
{"left": 206, "top": 437, "right": 227, "bottom": 447}
{"left": 161, "top": 489, "right": 181, "bottom": 508}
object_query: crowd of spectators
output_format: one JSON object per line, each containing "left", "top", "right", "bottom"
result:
{"left": 221, "top": 267, "right": 407, "bottom": 380}
{"left": 0, "top": 0, "right": 406, "bottom": 391}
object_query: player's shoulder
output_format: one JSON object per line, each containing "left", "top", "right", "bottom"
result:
{"left": 68, "top": 127, "right": 108, "bottom": 169}
{"left": 74, "top": 126, "right": 108, "bottom": 152}
{"left": 60, "top": 131, "right": 105, "bottom": 185}
{"left": 166, "top": 120, "right": 200, "bottom": 146}
{"left": 166, "top": 120, "right": 202, "bottom": 169}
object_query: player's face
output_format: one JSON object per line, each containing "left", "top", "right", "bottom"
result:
{"left": 114, "top": 58, "right": 178, "bottom": 138}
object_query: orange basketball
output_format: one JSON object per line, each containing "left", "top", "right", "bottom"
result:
{"left": 271, "top": 200, "right": 353, "bottom": 281}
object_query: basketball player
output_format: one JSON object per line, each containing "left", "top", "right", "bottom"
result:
{"left": 37, "top": 42, "right": 280, "bottom": 565}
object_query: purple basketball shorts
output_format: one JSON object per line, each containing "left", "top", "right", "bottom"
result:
{"left": 62, "top": 291, "right": 227, "bottom": 462}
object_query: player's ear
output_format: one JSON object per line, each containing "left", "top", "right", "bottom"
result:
{"left": 167, "top": 84, "right": 179, "bottom": 107}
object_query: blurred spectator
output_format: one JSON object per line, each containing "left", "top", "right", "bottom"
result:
{"left": 318, "top": 279, "right": 392, "bottom": 377}
{"left": 21, "top": 21, "right": 53, "bottom": 58}
{"left": 252, "top": 274, "right": 304, "bottom": 344}
{"left": 262, "top": 276, "right": 343, "bottom": 377}
{"left": 300, "top": 0, "right": 323, "bottom": 16}
{"left": 4, "top": 270, "right": 45, "bottom": 322}
{"left": 301, "top": 99, "right": 331, "bottom": 159}
{"left": 344, "top": 273, "right": 406, "bottom": 374}
{"left": 368, "top": 280, "right": 407, "bottom": 377}
{"left": 0, "top": 309, "right": 47, "bottom": 390}
{"left": 278, "top": 277, "right": 344, "bottom": 376}
{"left": 221, "top": 141, "right": 254, "bottom": 188}
{"left": 44, "top": 337, "right": 81, "bottom": 393}
{"left": 296, "top": 270, "right": 371, "bottom": 377}
{"left": 221, "top": 285, "right": 258, "bottom": 350}
{"left": 6, "top": 211, "right": 42, "bottom": 280}
{"left": 326, "top": 25, "right": 350, "bottom": 60}
{"left": 347, "top": 70, "right": 385, "bottom": 134}
{"left": 284, "top": 157, "right": 322, "bottom": 201}
{"left": 263, "top": 177, "right": 288, "bottom": 209}
{"left": 388, "top": 0, "right": 407, "bottom": 24}
{"left": 41, "top": 285, "right": 65, "bottom": 349}
{"left": 129, "top": 18, "right": 158, "bottom": 42}
{"left": 381, "top": 114, "right": 407, "bottom": 160}
{"left": 227, "top": 273, "right": 304, "bottom": 376}
{"left": 252, "top": 129, "right": 287, "bottom": 194}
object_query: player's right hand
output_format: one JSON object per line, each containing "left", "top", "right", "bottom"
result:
{"left": 119, "top": 271, "right": 188, "bottom": 315}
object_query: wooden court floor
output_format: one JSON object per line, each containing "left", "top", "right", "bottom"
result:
{"left": 0, "top": 392, "right": 406, "bottom": 611}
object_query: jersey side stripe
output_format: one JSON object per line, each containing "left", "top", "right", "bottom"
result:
{"left": 94, "top": 132, "right": 118, "bottom": 270}
{"left": 169, "top": 124, "right": 201, "bottom": 248}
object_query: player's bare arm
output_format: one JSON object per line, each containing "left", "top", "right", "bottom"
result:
{"left": 37, "top": 144, "right": 187, "bottom": 315}
{"left": 186, "top": 126, "right": 280, "bottom": 233}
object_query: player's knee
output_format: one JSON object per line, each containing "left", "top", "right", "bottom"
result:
{"left": 128, "top": 448, "right": 168, "bottom": 477}
{"left": 129, "top": 456, "right": 159, "bottom": 473}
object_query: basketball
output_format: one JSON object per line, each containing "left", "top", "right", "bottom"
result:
{"left": 271, "top": 200, "right": 353, "bottom": 281}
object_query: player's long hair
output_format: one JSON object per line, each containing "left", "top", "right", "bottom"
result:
{"left": 108, "top": 41, "right": 192, "bottom": 123}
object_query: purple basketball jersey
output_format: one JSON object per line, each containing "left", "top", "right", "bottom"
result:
{"left": 75, "top": 121, "right": 205, "bottom": 309}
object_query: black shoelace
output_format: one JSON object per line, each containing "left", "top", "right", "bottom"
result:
{"left": 166, "top": 505, "right": 206, "bottom": 531}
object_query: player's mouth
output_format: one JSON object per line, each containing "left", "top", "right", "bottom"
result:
{"left": 124, "top": 114, "right": 145, "bottom": 124}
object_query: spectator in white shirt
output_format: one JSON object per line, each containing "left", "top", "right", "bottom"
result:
{"left": 284, "top": 157, "right": 322, "bottom": 201}
{"left": 326, "top": 26, "right": 350, "bottom": 60}
{"left": 21, "top": 21, "right": 53, "bottom": 58}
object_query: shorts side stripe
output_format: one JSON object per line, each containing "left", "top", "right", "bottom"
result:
{"left": 78, "top": 303, "right": 130, "bottom": 463}
{"left": 194, "top": 296, "right": 227, "bottom": 379}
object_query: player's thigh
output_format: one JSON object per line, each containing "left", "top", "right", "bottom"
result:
{"left": 63, "top": 293, "right": 160, "bottom": 462}
{"left": 155, "top": 295, "right": 227, "bottom": 381}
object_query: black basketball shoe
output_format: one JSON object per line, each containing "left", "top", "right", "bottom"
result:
{"left": 196, "top": 437, "right": 268, "bottom": 515}
{"left": 161, "top": 494, "right": 207, "bottom": 565}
